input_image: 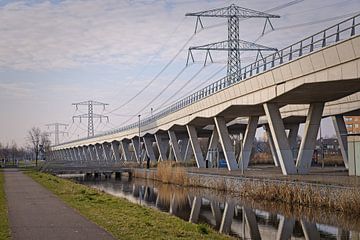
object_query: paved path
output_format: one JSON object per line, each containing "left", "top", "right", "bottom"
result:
{"left": 4, "top": 169, "right": 115, "bottom": 240}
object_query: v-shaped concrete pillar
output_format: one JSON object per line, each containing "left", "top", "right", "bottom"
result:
{"left": 287, "top": 124, "right": 300, "bottom": 158}
{"left": 263, "top": 103, "right": 297, "bottom": 175}
{"left": 143, "top": 136, "right": 156, "bottom": 162}
{"left": 183, "top": 139, "right": 193, "bottom": 161}
{"left": 264, "top": 124, "right": 280, "bottom": 167}
{"left": 102, "top": 143, "right": 112, "bottom": 164}
{"left": 120, "top": 140, "right": 131, "bottom": 161}
{"left": 132, "top": 138, "right": 141, "bottom": 163}
{"left": 186, "top": 125, "right": 206, "bottom": 168}
{"left": 239, "top": 116, "right": 259, "bottom": 171}
{"left": 296, "top": 103, "right": 324, "bottom": 174}
{"left": 214, "top": 116, "right": 238, "bottom": 170}
{"left": 155, "top": 133, "right": 169, "bottom": 161}
{"left": 332, "top": 115, "right": 349, "bottom": 169}
{"left": 88, "top": 145, "right": 96, "bottom": 163}
{"left": 206, "top": 128, "right": 219, "bottom": 167}
{"left": 168, "top": 130, "right": 183, "bottom": 162}
{"left": 111, "top": 141, "right": 121, "bottom": 162}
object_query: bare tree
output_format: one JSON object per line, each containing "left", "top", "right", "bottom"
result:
{"left": 27, "top": 127, "right": 42, "bottom": 166}
{"left": 40, "top": 132, "right": 51, "bottom": 161}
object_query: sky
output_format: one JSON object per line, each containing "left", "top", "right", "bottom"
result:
{"left": 0, "top": 0, "right": 359, "bottom": 147}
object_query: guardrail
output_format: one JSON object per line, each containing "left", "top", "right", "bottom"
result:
{"left": 55, "top": 14, "right": 360, "bottom": 147}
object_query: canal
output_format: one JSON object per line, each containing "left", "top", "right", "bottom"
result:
{"left": 70, "top": 174, "right": 360, "bottom": 239}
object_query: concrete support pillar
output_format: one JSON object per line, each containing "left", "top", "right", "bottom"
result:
{"left": 155, "top": 133, "right": 169, "bottom": 161}
{"left": 131, "top": 138, "right": 141, "bottom": 163}
{"left": 186, "top": 125, "right": 206, "bottom": 168}
{"left": 332, "top": 115, "right": 349, "bottom": 169}
{"left": 83, "top": 146, "right": 91, "bottom": 163}
{"left": 184, "top": 139, "right": 193, "bottom": 161}
{"left": 81, "top": 147, "right": 88, "bottom": 163}
{"left": 179, "top": 138, "right": 189, "bottom": 160}
{"left": 214, "top": 116, "right": 238, "bottom": 170}
{"left": 264, "top": 125, "right": 280, "bottom": 167}
{"left": 263, "top": 103, "right": 297, "bottom": 175}
{"left": 143, "top": 137, "right": 156, "bottom": 162}
{"left": 287, "top": 124, "right": 300, "bottom": 158}
{"left": 95, "top": 144, "right": 104, "bottom": 164}
{"left": 102, "top": 143, "right": 112, "bottom": 164}
{"left": 71, "top": 148, "right": 78, "bottom": 163}
{"left": 111, "top": 141, "right": 121, "bottom": 162}
{"left": 88, "top": 145, "right": 96, "bottom": 163}
{"left": 243, "top": 207, "right": 261, "bottom": 240}
{"left": 276, "top": 216, "right": 295, "bottom": 240}
{"left": 239, "top": 116, "right": 259, "bottom": 170}
{"left": 219, "top": 201, "right": 235, "bottom": 234}
{"left": 189, "top": 196, "right": 202, "bottom": 223}
{"left": 168, "top": 130, "right": 183, "bottom": 162}
{"left": 77, "top": 147, "right": 84, "bottom": 164}
{"left": 300, "top": 220, "right": 320, "bottom": 240}
{"left": 296, "top": 103, "right": 325, "bottom": 174}
{"left": 67, "top": 149, "right": 73, "bottom": 161}
{"left": 120, "top": 140, "right": 131, "bottom": 161}
{"left": 206, "top": 128, "right": 219, "bottom": 167}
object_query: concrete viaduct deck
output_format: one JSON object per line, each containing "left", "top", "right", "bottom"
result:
{"left": 50, "top": 15, "right": 360, "bottom": 176}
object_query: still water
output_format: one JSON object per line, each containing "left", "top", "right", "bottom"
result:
{"left": 74, "top": 175, "right": 360, "bottom": 240}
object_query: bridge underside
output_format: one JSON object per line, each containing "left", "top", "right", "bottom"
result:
{"left": 50, "top": 35, "right": 360, "bottom": 176}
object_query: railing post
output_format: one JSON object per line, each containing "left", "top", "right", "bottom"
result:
{"left": 279, "top": 50, "right": 283, "bottom": 64}
{"left": 310, "top": 36, "right": 314, "bottom": 52}
{"left": 289, "top": 46, "right": 293, "bottom": 61}
{"left": 336, "top": 24, "right": 340, "bottom": 42}
{"left": 299, "top": 42, "right": 303, "bottom": 57}
{"left": 351, "top": 17, "right": 355, "bottom": 36}
{"left": 271, "top": 54, "right": 275, "bottom": 68}
{"left": 322, "top": 31, "right": 326, "bottom": 47}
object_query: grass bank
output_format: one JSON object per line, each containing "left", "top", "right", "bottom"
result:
{"left": 0, "top": 170, "right": 11, "bottom": 240}
{"left": 25, "top": 170, "right": 232, "bottom": 240}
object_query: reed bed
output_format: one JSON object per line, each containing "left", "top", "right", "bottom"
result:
{"left": 240, "top": 182, "right": 360, "bottom": 216}
{"left": 155, "top": 161, "right": 189, "bottom": 185}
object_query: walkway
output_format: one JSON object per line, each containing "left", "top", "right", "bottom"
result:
{"left": 3, "top": 169, "right": 115, "bottom": 240}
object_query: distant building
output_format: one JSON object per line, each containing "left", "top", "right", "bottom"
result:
{"left": 344, "top": 116, "right": 360, "bottom": 134}
{"left": 315, "top": 138, "right": 340, "bottom": 155}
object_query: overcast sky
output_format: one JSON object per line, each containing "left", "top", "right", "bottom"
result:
{"left": 0, "top": 0, "right": 359, "bottom": 147}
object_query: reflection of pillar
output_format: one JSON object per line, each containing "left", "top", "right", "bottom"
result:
{"left": 337, "top": 228, "right": 350, "bottom": 240}
{"left": 169, "top": 193, "right": 178, "bottom": 215}
{"left": 296, "top": 103, "right": 325, "bottom": 174}
{"left": 210, "top": 201, "right": 222, "bottom": 229}
{"left": 219, "top": 201, "right": 235, "bottom": 234}
{"left": 276, "top": 215, "right": 295, "bottom": 240}
{"left": 243, "top": 206, "right": 261, "bottom": 240}
{"left": 214, "top": 116, "right": 238, "bottom": 170}
{"left": 264, "top": 103, "right": 296, "bottom": 175}
{"left": 189, "top": 196, "right": 202, "bottom": 223}
{"left": 239, "top": 116, "right": 259, "bottom": 170}
{"left": 300, "top": 220, "right": 320, "bottom": 240}
{"left": 332, "top": 115, "right": 349, "bottom": 169}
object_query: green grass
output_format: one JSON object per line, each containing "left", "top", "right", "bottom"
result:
{"left": 0, "top": 170, "right": 11, "bottom": 240}
{"left": 26, "top": 170, "right": 232, "bottom": 240}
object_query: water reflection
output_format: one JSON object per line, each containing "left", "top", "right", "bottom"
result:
{"left": 75, "top": 175, "right": 359, "bottom": 240}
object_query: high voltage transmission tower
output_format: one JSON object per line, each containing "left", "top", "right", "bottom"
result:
{"left": 72, "top": 100, "right": 109, "bottom": 137}
{"left": 46, "top": 123, "right": 68, "bottom": 145}
{"left": 186, "top": 4, "right": 280, "bottom": 84}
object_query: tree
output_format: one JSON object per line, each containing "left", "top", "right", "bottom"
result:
{"left": 27, "top": 127, "right": 42, "bottom": 167}
{"left": 40, "top": 132, "right": 51, "bottom": 161}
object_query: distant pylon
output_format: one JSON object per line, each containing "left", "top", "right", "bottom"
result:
{"left": 46, "top": 123, "right": 68, "bottom": 145}
{"left": 186, "top": 4, "right": 279, "bottom": 84}
{"left": 72, "top": 100, "right": 109, "bottom": 137}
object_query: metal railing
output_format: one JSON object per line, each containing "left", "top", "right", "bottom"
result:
{"left": 56, "top": 14, "right": 360, "bottom": 147}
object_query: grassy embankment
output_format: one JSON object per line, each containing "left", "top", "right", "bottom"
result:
{"left": 26, "top": 170, "right": 232, "bottom": 240}
{"left": 0, "top": 170, "right": 11, "bottom": 240}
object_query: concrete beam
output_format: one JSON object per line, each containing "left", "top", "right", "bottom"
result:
{"left": 143, "top": 137, "right": 156, "bottom": 162}
{"left": 264, "top": 103, "right": 297, "bottom": 175}
{"left": 214, "top": 116, "right": 238, "bottom": 170}
{"left": 239, "top": 116, "right": 259, "bottom": 170}
{"left": 186, "top": 125, "right": 206, "bottom": 168}
{"left": 296, "top": 103, "right": 325, "bottom": 174}
{"left": 332, "top": 115, "right": 349, "bottom": 169}
{"left": 168, "top": 130, "right": 183, "bottom": 162}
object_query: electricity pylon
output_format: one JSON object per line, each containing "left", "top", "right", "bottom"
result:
{"left": 186, "top": 4, "right": 280, "bottom": 84}
{"left": 72, "top": 100, "right": 109, "bottom": 137}
{"left": 46, "top": 123, "right": 68, "bottom": 145}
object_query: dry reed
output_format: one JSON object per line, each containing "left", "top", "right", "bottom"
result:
{"left": 155, "top": 161, "right": 188, "bottom": 185}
